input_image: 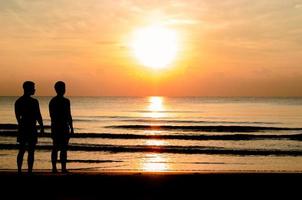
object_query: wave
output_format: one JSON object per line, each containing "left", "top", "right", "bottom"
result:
{"left": 73, "top": 119, "right": 100, "bottom": 122}
{"left": 63, "top": 159, "right": 122, "bottom": 163}
{"left": 131, "top": 110, "right": 202, "bottom": 113}
{"left": 75, "top": 115, "right": 138, "bottom": 119}
{"left": 119, "top": 119, "right": 279, "bottom": 125}
{"left": 1, "top": 131, "right": 302, "bottom": 141}
{"left": 1, "top": 143, "right": 302, "bottom": 156}
{"left": 107, "top": 125, "right": 302, "bottom": 132}
{"left": 0, "top": 124, "right": 18, "bottom": 129}
{"left": 144, "top": 161, "right": 249, "bottom": 165}
{"left": 0, "top": 124, "right": 51, "bottom": 130}
{"left": 66, "top": 160, "right": 245, "bottom": 165}
{"left": 68, "top": 118, "right": 280, "bottom": 125}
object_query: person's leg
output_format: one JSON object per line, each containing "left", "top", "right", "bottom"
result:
{"left": 17, "top": 143, "right": 25, "bottom": 174}
{"left": 51, "top": 142, "right": 58, "bottom": 173}
{"left": 27, "top": 144, "right": 35, "bottom": 173}
{"left": 61, "top": 136, "right": 70, "bottom": 173}
{"left": 60, "top": 148, "right": 67, "bottom": 172}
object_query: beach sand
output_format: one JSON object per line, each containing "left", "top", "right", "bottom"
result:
{"left": 1, "top": 170, "right": 301, "bottom": 199}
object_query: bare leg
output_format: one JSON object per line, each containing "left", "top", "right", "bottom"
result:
{"left": 17, "top": 144, "right": 25, "bottom": 174}
{"left": 27, "top": 148, "right": 35, "bottom": 174}
{"left": 60, "top": 149, "right": 67, "bottom": 173}
{"left": 51, "top": 148, "right": 58, "bottom": 173}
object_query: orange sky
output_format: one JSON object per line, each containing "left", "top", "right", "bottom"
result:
{"left": 0, "top": 0, "right": 302, "bottom": 96}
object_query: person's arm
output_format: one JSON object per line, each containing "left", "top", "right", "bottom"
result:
{"left": 67, "top": 99, "right": 74, "bottom": 134}
{"left": 14, "top": 101, "right": 21, "bottom": 125}
{"left": 36, "top": 100, "right": 44, "bottom": 134}
{"left": 49, "top": 99, "right": 54, "bottom": 120}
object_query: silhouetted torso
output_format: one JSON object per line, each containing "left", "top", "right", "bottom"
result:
{"left": 15, "top": 95, "right": 41, "bottom": 143}
{"left": 49, "top": 96, "right": 71, "bottom": 137}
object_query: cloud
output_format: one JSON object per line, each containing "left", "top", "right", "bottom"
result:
{"left": 0, "top": 0, "right": 24, "bottom": 12}
{"left": 1, "top": 0, "right": 302, "bottom": 96}
{"left": 165, "top": 19, "right": 200, "bottom": 26}
{"left": 295, "top": 4, "right": 302, "bottom": 9}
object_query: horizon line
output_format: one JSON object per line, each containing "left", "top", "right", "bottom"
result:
{"left": 1, "top": 95, "right": 302, "bottom": 98}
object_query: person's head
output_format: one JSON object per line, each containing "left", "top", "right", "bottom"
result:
{"left": 23, "top": 81, "right": 35, "bottom": 96}
{"left": 54, "top": 81, "right": 66, "bottom": 96}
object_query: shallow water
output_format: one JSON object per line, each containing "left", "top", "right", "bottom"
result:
{"left": 1, "top": 96, "right": 302, "bottom": 172}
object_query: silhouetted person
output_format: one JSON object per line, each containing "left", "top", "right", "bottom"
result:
{"left": 49, "top": 81, "right": 74, "bottom": 173}
{"left": 15, "top": 81, "right": 44, "bottom": 174}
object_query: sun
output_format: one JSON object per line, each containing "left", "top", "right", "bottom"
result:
{"left": 131, "top": 25, "right": 178, "bottom": 69}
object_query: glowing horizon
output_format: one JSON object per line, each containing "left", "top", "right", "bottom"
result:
{"left": 0, "top": 1, "right": 302, "bottom": 97}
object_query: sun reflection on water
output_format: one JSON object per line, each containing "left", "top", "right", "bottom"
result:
{"left": 145, "top": 139, "right": 166, "bottom": 146}
{"left": 140, "top": 97, "right": 170, "bottom": 171}
{"left": 141, "top": 153, "right": 169, "bottom": 172}
{"left": 146, "top": 96, "right": 165, "bottom": 118}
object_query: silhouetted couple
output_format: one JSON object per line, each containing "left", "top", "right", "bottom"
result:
{"left": 15, "top": 81, "right": 74, "bottom": 174}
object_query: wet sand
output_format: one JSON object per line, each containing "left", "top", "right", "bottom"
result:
{"left": 1, "top": 170, "right": 301, "bottom": 199}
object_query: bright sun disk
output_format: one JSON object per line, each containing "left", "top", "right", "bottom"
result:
{"left": 131, "top": 25, "right": 178, "bottom": 69}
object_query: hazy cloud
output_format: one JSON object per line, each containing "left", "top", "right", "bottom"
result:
{"left": 0, "top": 0, "right": 302, "bottom": 96}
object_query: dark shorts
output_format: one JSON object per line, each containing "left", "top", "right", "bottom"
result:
{"left": 52, "top": 134, "right": 70, "bottom": 151}
{"left": 17, "top": 128, "right": 38, "bottom": 145}
{"left": 18, "top": 140, "right": 36, "bottom": 151}
{"left": 51, "top": 125, "right": 70, "bottom": 150}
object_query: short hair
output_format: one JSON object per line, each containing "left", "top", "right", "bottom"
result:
{"left": 54, "top": 81, "right": 65, "bottom": 92}
{"left": 23, "top": 81, "right": 35, "bottom": 90}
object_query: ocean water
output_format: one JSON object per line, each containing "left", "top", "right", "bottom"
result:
{"left": 1, "top": 96, "right": 302, "bottom": 172}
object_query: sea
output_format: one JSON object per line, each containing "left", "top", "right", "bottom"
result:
{"left": 1, "top": 96, "right": 302, "bottom": 172}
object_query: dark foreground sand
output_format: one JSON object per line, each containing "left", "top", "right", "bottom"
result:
{"left": 1, "top": 171, "right": 301, "bottom": 200}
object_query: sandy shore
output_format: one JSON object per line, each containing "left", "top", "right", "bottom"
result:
{"left": 1, "top": 170, "right": 301, "bottom": 199}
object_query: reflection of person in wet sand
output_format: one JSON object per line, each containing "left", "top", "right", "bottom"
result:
{"left": 15, "top": 81, "right": 44, "bottom": 174}
{"left": 49, "top": 81, "right": 74, "bottom": 173}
